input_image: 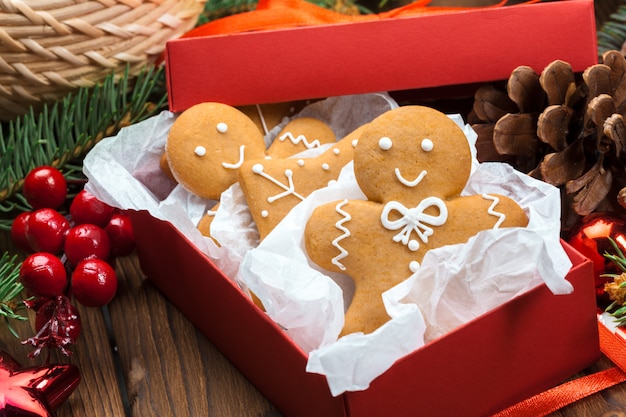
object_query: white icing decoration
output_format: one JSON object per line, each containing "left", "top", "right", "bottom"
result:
{"left": 331, "top": 199, "right": 351, "bottom": 271}
{"left": 222, "top": 145, "right": 245, "bottom": 169}
{"left": 261, "top": 210, "right": 269, "bottom": 218}
{"left": 206, "top": 209, "right": 217, "bottom": 217}
{"left": 216, "top": 122, "right": 228, "bottom": 133}
{"left": 333, "top": 148, "right": 340, "bottom": 155}
{"left": 409, "top": 261, "right": 420, "bottom": 273}
{"left": 297, "top": 159, "right": 305, "bottom": 167}
{"left": 321, "top": 163, "right": 329, "bottom": 171}
{"left": 421, "top": 138, "right": 434, "bottom": 152}
{"left": 251, "top": 164, "right": 305, "bottom": 203}
{"left": 194, "top": 146, "right": 206, "bottom": 157}
{"left": 381, "top": 197, "right": 448, "bottom": 251}
{"left": 279, "top": 131, "right": 321, "bottom": 149}
{"left": 395, "top": 168, "right": 427, "bottom": 188}
{"left": 379, "top": 137, "right": 392, "bottom": 150}
{"left": 483, "top": 194, "right": 506, "bottom": 228}
{"left": 351, "top": 139, "right": 358, "bottom": 148}
{"left": 255, "top": 104, "right": 270, "bottom": 135}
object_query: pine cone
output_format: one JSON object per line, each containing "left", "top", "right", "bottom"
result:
{"left": 470, "top": 51, "right": 626, "bottom": 231}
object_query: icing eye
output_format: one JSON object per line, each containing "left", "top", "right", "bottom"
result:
{"left": 379, "top": 137, "right": 392, "bottom": 151}
{"left": 421, "top": 138, "right": 434, "bottom": 152}
{"left": 194, "top": 146, "right": 207, "bottom": 157}
{"left": 216, "top": 122, "right": 228, "bottom": 133}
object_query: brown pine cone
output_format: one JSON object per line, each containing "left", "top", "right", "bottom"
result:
{"left": 470, "top": 51, "right": 626, "bottom": 231}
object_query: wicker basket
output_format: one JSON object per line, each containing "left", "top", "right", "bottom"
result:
{"left": 0, "top": 0, "right": 207, "bottom": 121}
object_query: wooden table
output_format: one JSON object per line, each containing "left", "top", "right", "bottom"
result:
{"left": 2, "top": 1, "right": 626, "bottom": 416}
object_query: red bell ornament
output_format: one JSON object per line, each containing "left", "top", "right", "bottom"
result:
{"left": 0, "top": 350, "right": 80, "bottom": 416}
{"left": 567, "top": 212, "right": 626, "bottom": 306}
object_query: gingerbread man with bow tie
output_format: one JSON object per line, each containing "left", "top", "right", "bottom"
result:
{"left": 304, "top": 106, "right": 529, "bottom": 337}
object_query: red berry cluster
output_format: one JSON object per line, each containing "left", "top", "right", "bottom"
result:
{"left": 10, "top": 166, "right": 135, "bottom": 357}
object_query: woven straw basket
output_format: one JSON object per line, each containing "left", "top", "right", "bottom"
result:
{"left": 0, "top": 0, "right": 206, "bottom": 121}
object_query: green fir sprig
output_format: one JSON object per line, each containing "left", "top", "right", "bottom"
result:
{"left": 0, "top": 253, "right": 28, "bottom": 338}
{"left": 602, "top": 237, "right": 626, "bottom": 327}
{"left": 0, "top": 65, "right": 167, "bottom": 231}
{"left": 598, "top": 5, "right": 626, "bottom": 55}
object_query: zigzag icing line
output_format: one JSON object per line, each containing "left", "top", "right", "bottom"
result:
{"left": 279, "top": 132, "right": 321, "bottom": 149}
{"left": 482, "top": 194, "right": 506, "bottom": 229}
{"left": 331, "top": 199, "right": 351, "bottom": 271}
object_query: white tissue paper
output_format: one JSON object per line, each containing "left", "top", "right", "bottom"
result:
{"left": 82, "top": 94, "right": 572, "bottom": 398}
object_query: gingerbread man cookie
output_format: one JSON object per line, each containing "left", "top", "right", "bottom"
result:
{"left": 239, "top": 124, "right": 365, "bottom": 240}
{"left": 165, "top": 102, "right": 336, "bottom": 201}
{"left": 304, "top": 106, "right": 528, "bottom": 336}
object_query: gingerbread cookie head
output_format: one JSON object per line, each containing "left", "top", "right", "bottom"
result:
{"left": 304, "top": 105, "right": 528, "bottom": 336}
{"left": 165, "top": 102, "right": 266, "bottom": 200}
{"left": 354, "top": 105, "right": 471, "bottom": 206}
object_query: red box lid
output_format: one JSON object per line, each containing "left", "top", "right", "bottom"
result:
{"left": 165, "top": 0, "right": 598, "bottom": 113}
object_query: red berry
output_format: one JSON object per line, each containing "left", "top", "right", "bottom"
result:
{"left": 23, "top": 166, "right": 67, "bottom": 210}
{"left": 19, "top": 253, "right": 67, "bottom": 298}
{"left": 70, "top": 190, "right": 114, "bottom": 227}
{"left": 10, "top": 211, "right": 33, "bottom": 252}
{"left": 71, "top": 259, "right": 117, "bottom": 307}
{"left": 64, "top": 224, "right": 110, "bottom": 266}
{"left": 105, "top": 214, "right": 135, "bottom": 257}
{"left": 25, "top": 208, "right": 70, "bottom": 254}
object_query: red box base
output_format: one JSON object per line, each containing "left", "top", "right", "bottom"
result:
{"left": 129, "top": 210, "right": 600, "bottom": 417}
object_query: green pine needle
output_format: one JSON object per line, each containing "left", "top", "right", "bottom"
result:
{"left": 0, "top": 252, "right": 28, "bottom": 338}
{"left": 598, "top": 5, "right": 626, "bottom": 55}
{"left": 0, "top": 64, "right": 167, "bottom": 231}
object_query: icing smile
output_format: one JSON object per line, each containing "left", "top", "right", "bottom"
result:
{"left": 394, "top": 168, "right": 427, "bottom": 188}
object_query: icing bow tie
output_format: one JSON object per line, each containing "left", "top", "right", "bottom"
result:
{"left": 380, "top": 197, "right": 448, "bottom": 252}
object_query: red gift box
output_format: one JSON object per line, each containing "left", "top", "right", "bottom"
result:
{"left": 165, "top": 0, "right": 598, "bottom": 114}
{"left": 129, "top": 1, "right": 603, "bottom": 415}
{"left": 129, "top": 211, "right": 599, "bottom": 417}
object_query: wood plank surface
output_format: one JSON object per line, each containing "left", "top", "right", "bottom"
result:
{"left": 1, "top": 1, "right": 626, "bottom": 416}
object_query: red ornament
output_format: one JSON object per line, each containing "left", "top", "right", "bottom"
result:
{"left": 0, "top": 350, "right": 80, "bottom": 416}
{"left": 566, "top": 212, "right": 626, "bottom": 306}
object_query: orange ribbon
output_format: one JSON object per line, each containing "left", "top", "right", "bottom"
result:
{"left": 183, "top": 0, "right": 540, "bottom": 39}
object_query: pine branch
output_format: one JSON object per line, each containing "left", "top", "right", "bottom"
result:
{"left": 0, "top": 64, "right": 167, "bottom": 231}
{"left": 598, "top": 5, "right": 626, "bottom": 55}
{"left": 0, "top": 252, "right": 28, "bottom": 338}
